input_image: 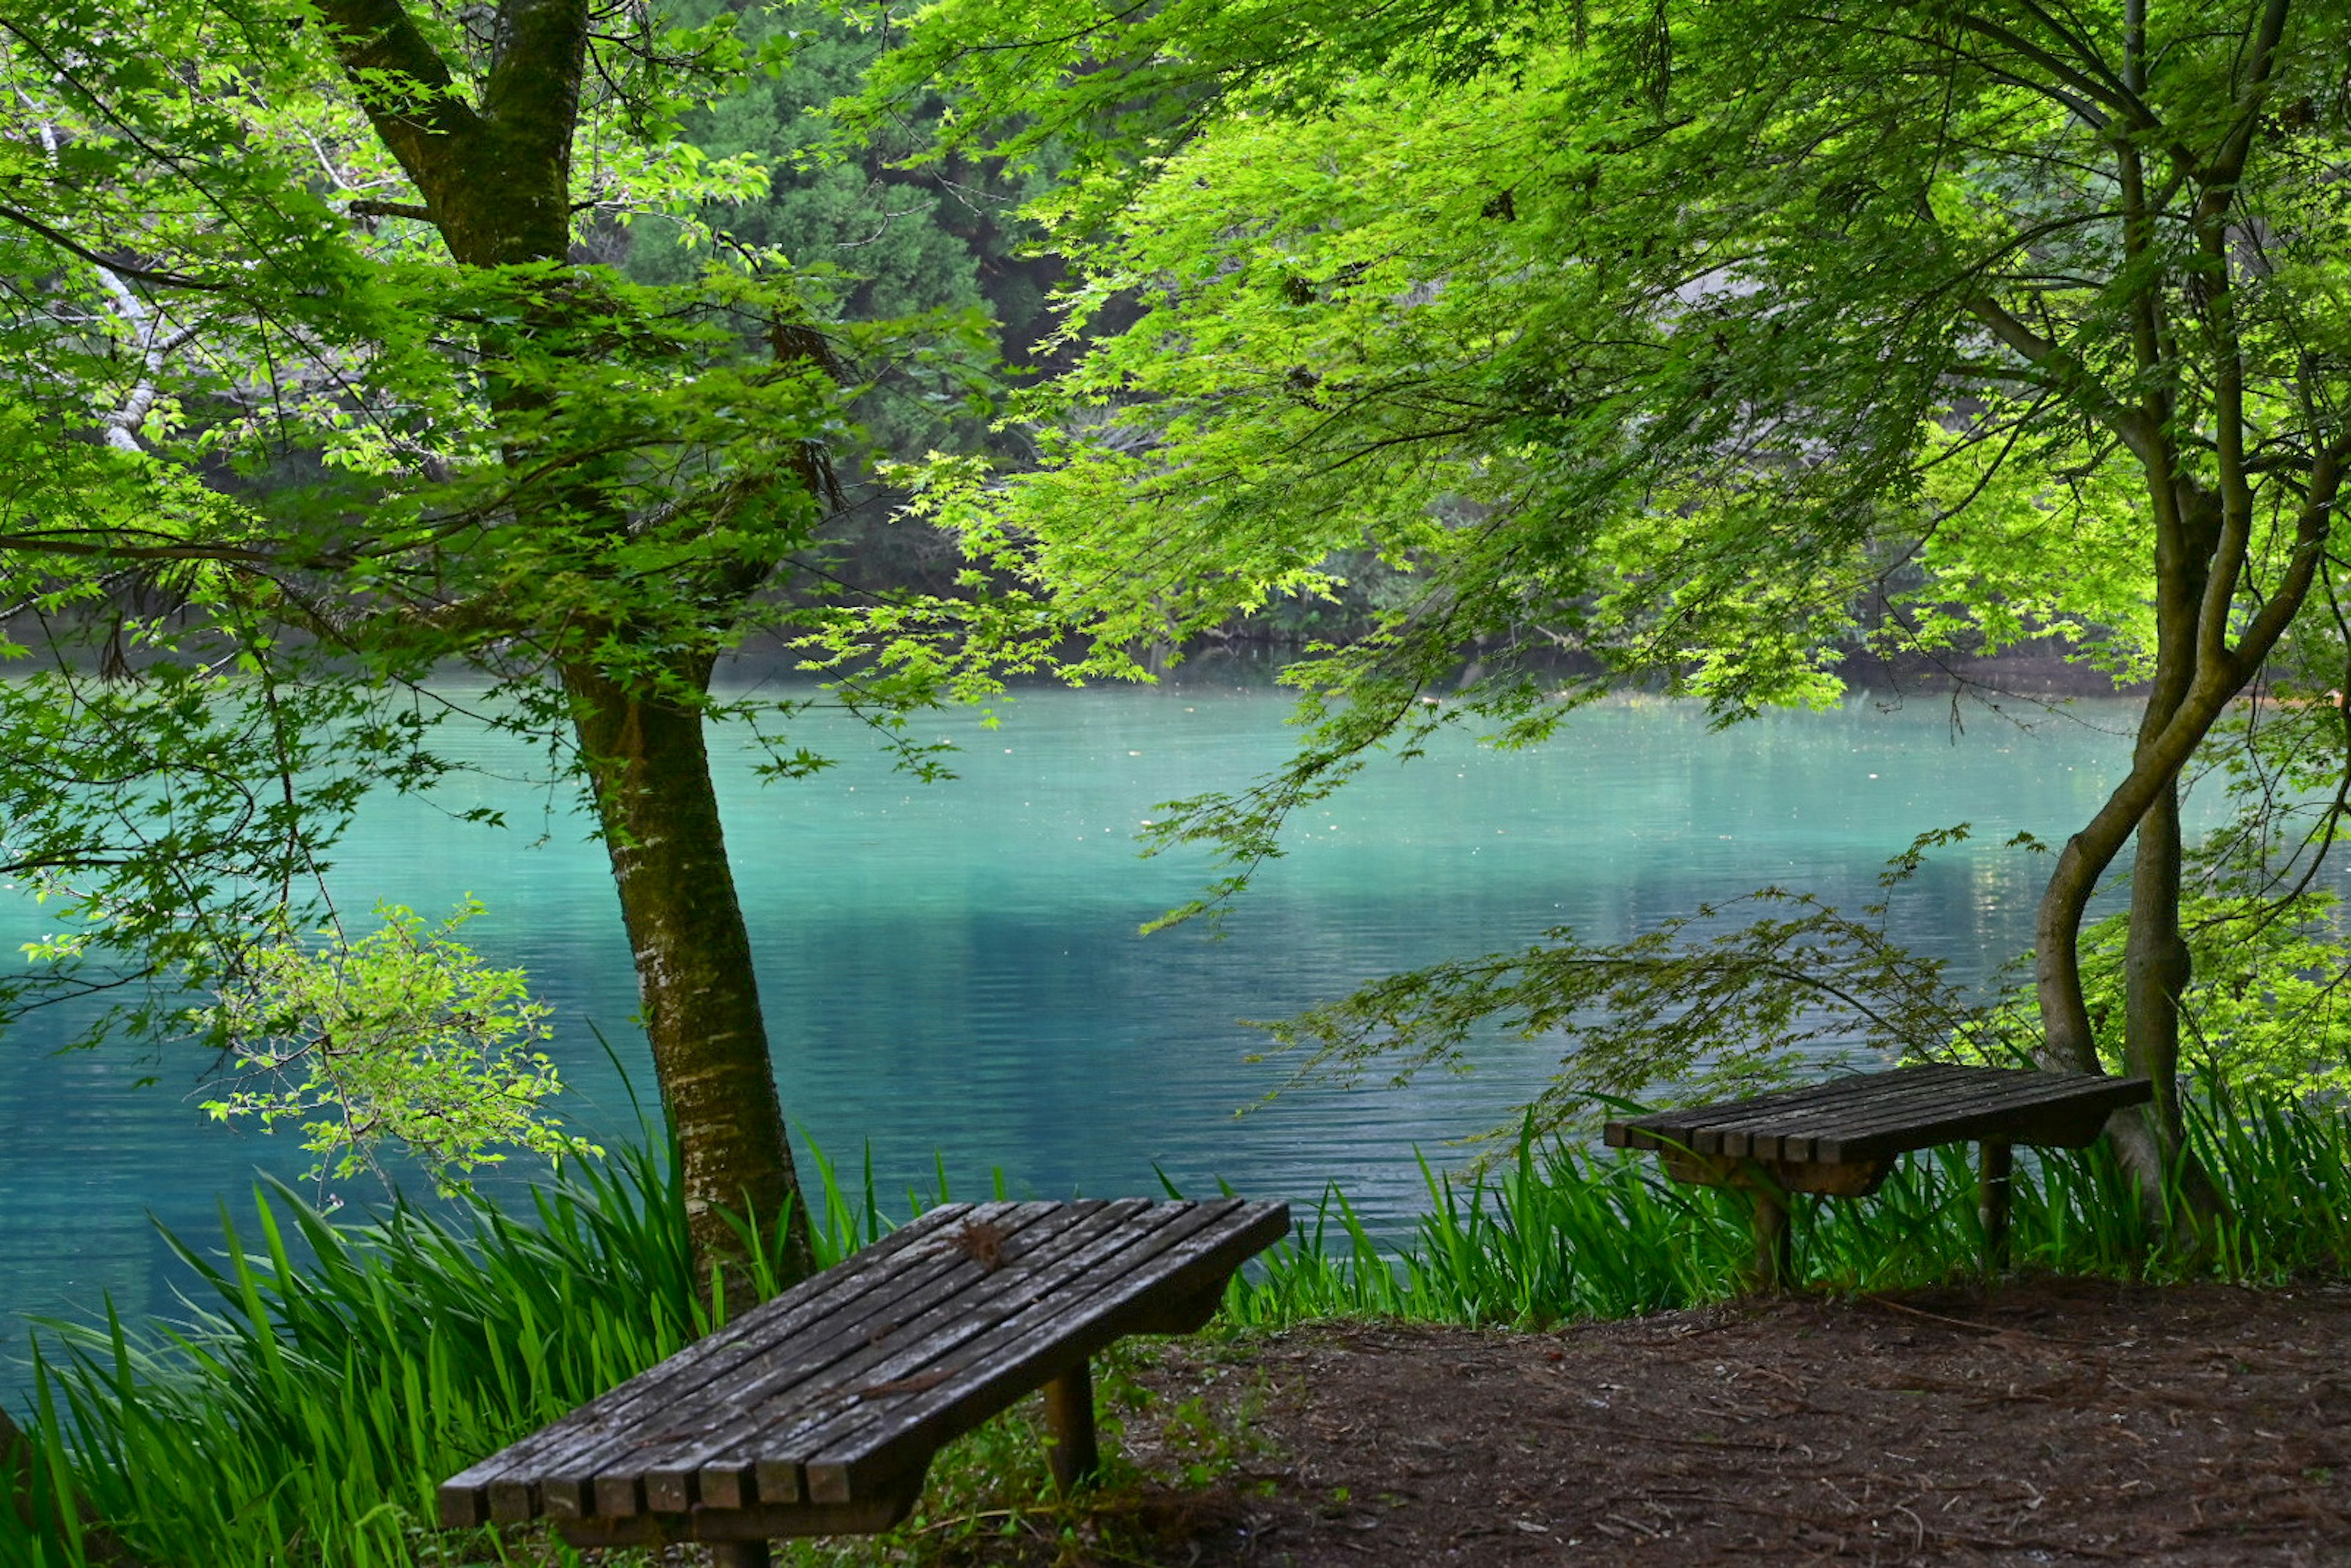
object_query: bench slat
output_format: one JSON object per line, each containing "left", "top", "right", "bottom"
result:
{"left": 440, "top": 1201, "right": 988, "bottom": 1527}
{"left": 669, "top": 1202, "right": 1128, "bottom": 1512}
{"left": 646, "top": 1199, "right": 1223, "bottom": 1507}
{"left": 786, "top": 1199, "right": 1251, "bottom": 1472}
{"left": 440, "top": 1196, "right": 1289, "bottom": 1540}
{"left": 1687, "top": 1068, "right": 2000, "bottom": 1140}
{"left": 1790, "top": 1075, "right": 2138, "bottom": 1159}
{"left": 1608, "top": 1071, "right": 2153, "bottom": 1171}
{"left": 806, "top": 1199, "right": 1290, "bottom": 1503}
{"left": 580, "top": 1200, "right": 1114, "bottom": 1515}
{"left": 1610, "top": 1068, "right": 2146, "bottom": 1165}
{"left": 611, "top": 1199, "right": 1172, "bottom": 1514}
{"left": 568, "top": 1201, "right": 1126, "bottom": 1515}
{"left": 1717, "top": 1075, "right": 2075, "bottom": 1160}
{"left": 558, "top": 1206, "right": 1054, "bottom": 1517}
{"left": 1824, "top": 1079, "right": 2150, "bottom": 1161}
{"left": 1601, "top": 1067, "right": 2153, "bottom": 1294}
{"left": 1606, "top": 1065, "right": 1974, "bottom": 1150}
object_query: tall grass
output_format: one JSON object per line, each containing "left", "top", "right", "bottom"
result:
{"left": 0, "top": 1139, "right": 898, "bottom": 1568}
{"left": 1228, "top": 1083, "right": 2351, "bottom": 1328}
{"left": 4, "top": 1084, "right": 2347, "bottom": 1566}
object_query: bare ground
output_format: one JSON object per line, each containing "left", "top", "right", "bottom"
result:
{"left": 1074, "top": 1277, "right": 2351, "bottom": 1567}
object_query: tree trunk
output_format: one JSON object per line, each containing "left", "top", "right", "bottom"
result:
{"left": 2101, "top": 512, "right": 2230, "bottom": 1236}
{"left": 564, "top": 655, "right": 814, "bottom": 1305}
{"left": 2030, "top": 422, "right": 2340, "bottom": 1244}
{"left": 318, "top": 0, "right": 817, "bottom": 1302}
{"left": 2115, "top": 771, "right": 2229, "bottom": 1234}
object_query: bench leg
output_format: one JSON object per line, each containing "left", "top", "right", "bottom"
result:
{"left": 708, "top": 1542, "right": 772, "bottom": 1568}
{"left": 1980, "top": 1138, "right": 2014, "bottom": 1273}
{"left": 1750, "top": 1188, "right": 1793, "bottom": 1292}
{"left": 1044, "top": 1357, "right": 1100, "bottom": 1492}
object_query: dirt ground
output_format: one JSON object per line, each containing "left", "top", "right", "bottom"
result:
{"left": 1088, "top": 1278, "right": 2351, "bottom": 1566}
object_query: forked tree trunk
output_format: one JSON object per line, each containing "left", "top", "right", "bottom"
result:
{"left": 2015, "top": 0, "right": 2334, "bottom": 1247}
{"left": 566, "top": 656, "right": 814, "bottom": 1305}
{"left": 2033, "top": 466, "right": 2333, "bottom": 1245}
{"left": 2034, "top": 487, "right": 2248, "bottom": 1242}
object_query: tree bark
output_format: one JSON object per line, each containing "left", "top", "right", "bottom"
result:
{"left": 566, "top": 655, "right": 814, "bottom": 1304}
{"left": 2028, "top": 2, "right": 2338, "bottom": 1240}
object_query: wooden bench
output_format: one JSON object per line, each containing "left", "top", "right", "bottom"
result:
{"left": 1605, "top": 1064, "right": 2151, "bottom": 1288}
{"left": 438, "top": 1196, "right": 1289, "bottom": 1566}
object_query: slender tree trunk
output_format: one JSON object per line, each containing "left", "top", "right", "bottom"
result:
{"left": 2116, "top": 773, "right": 2229, "bottom": 1233}
{"left": 2037, "top": 486, "right": 2238, "bottom": 1239}
{"left": 564, "top": 655, "right": 814, "bottom": 1305}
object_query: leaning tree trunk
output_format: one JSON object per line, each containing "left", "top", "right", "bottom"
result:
{"left": 2020, "top": 10, "right": 2326, "bottom": 1240}
{"left": 2030, "top": 452, "right": 2336, "bottom": 1240}
{"left": 566, "top": 655, "right": 814, "bottom": 1306}
{"left": 2033, "top": 478, "right": 2253, "bottom": 1241}
{"left": 2115, "top": 771, "right": 2230, "bottom": 1235}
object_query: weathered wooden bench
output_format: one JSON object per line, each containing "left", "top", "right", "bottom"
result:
{"left": 1605, "top": 1063, "right": 2151, "bottom": 1288}
{"left": 438, "top": 1196, "right": 1289, "bottom": 1566}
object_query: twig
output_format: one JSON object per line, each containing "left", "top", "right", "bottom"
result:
{"left": 1861, "top": 1295, "right": 2109, "bottom": 1348}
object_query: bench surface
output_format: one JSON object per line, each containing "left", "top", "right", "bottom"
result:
{"left": 1604, "top": 1063, "right": 2152, "bottom": 1165}
{"left": 439, "top": 1196, "right": 1288, "bottom": 1545}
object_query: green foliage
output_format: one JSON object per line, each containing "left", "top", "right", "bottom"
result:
{"left": 0, "top": 1144, "right": 744, "bottom": 1566}
{"left": 1255, "top": 828, "right": 2034, "bottom": 1145}
{"left": 1951, "top": 683, "right": 2351, "bottom": 1099}
{"left": 851, "top": 0, "right": 2351, "bottom": 1152}
{"left": 0, "top": 1138, "right": 1180, "bottom": 1568}
{"left": 0, "top": 648, "right": 449, "bottom": 1052}
{"left": 0, "top": 0, "right": 993, "bottom": 1079}
{"left": 197, "top": 899, "right": 593, "bottom": 1198}
{"left": 1965, "top": 888, "right": 2351, "bottom": 1102}
{"left": 0, "top": 1132, "right": 883, "bottom": 1568}
{"left": 1891, "top": 415, "right": 2161, "bottom": 683}
{"left": 858, "top": 0, "right": 2351, "bottom": 882}
{"left": 616, "top": 0, "right": 1065, "bottom": 605}
{"left": 630, "top": 3, "right": 994, "bottom": 331}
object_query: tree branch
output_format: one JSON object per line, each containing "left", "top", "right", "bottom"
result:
{"left": 0, "top": 204, "right": 234, "bottom": 293}
{"left": 347, "top": 198, "right": 437, "bottom": 222}
{"left": 312, "top": 0, "right": 478, "bottom": 202}
{"left": 1963, "top": 293, "right": 2156, "bottom": 462}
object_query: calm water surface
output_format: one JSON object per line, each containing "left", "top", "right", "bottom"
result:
{"left": 0, "top": 684, "right": 2172, "bottom": 1360}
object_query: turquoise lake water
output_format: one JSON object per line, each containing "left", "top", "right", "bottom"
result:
{"left": 0, "top": 681, "right": 2170, "bottom": 1361}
